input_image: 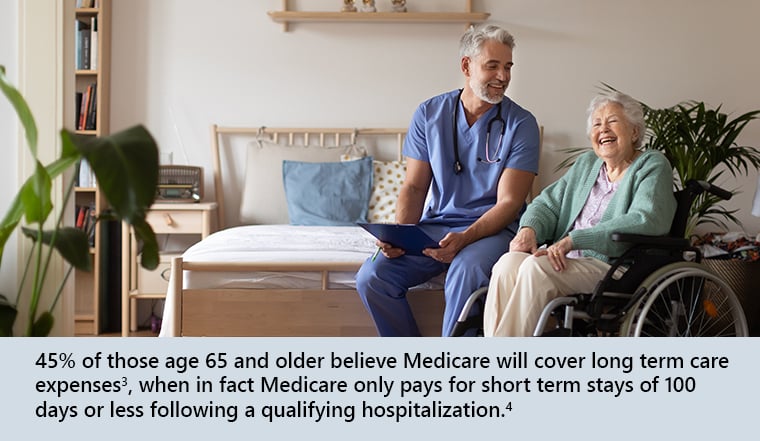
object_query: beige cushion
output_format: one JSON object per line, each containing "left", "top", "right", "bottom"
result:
{"left": 368, "top": 160, "right": 406, "bottom": 223}
{"left": 239, "top": 140, "right": 366, "bottom": 224}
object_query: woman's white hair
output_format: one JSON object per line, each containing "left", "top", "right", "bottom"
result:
{"left": 459, "top": 24, "right": 515, "bottom": 59}
{"left": 586, "top": 91, "right": 646, "bottom": 150}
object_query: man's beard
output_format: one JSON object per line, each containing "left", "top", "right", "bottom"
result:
{"left": 470, "top": 78, "right": 505, "bottom": 105}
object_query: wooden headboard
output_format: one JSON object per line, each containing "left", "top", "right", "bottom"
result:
{"left": 209, "top": 125, "right": 408, "bottom": 228}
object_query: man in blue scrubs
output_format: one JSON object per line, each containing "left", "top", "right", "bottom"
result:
{"left": 356, "top": 24, "right": 541, "bottom": 336}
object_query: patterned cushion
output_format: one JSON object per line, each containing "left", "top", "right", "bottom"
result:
{"left": 368, "top": 160, "right": 406, "bottom": 223}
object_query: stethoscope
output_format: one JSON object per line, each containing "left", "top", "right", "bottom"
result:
{"left": 452, "top": 89, "right": 506, "bottom": 174}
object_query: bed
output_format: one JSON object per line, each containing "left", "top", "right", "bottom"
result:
{"left": 159, "top": 126, "right": 445, "bottom": 337}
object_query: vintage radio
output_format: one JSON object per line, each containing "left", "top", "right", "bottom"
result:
{"left": 156, "top": 165, "right": 203, "bottom": 202}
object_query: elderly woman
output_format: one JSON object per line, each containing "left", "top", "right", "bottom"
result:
{"left": 483, "top": 91, "right": 677, "bottom": 337}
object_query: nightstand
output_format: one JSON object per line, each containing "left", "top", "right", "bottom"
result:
{"left": 121, "top": 202, "right": 217, "bottom": 336}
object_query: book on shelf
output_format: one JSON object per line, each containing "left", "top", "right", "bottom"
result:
{"left": 75, "top": 205, "right": 89, "bottom": 230}
{"left": 75, "top": 91, "right": 83, "bottom": 128}
{"left": 76, "top": 0, "right": 95, "bottom": 8}
{"left": 87, "top": 204, "right": 97, "bottom": 247}
{"left": 74, "top": 203, "right": 97, "bottom": 246}
{"left": 78, "top": 83, "right": 97, "bottom": 131}
{"left": 89, "top": 16, "right": 98, "bottom": 70}
{"left": 77, "top": 159, "right": 96, "bottom": 188}
{"left": 75, "top": 19, "right": 91, "bottom": 70}
{"left": 84, "top": 83, "right": 98, "bottom": 130}
{"left": 78, "top": 86, "right": 89, "bottom": 130}
{"left": 77, "top": 87, "right": 86, "bottom": 130}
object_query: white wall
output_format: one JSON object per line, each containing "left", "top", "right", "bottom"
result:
{"left": 103, "top": 0, "right": 758, "bottom": 235}
{"left": 0, "top": 1, "right": 18, "bottom": 299}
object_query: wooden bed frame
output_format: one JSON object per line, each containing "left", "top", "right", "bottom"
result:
{"left": 166, "top": 125, "right": 445, "bottom": 336}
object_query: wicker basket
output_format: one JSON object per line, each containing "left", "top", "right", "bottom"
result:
{"left": 704, "top": 259, "right": 760, "bottom": 336}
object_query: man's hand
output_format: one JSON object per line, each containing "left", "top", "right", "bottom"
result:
{"left": 375, "top": 240, "right": 405, "bottom": 259}
{"left": 422, "top": 231, "right": 466, "bottom": 263}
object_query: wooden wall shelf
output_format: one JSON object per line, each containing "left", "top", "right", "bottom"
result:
{"left": 268, "top": 11, "right": 489, "bottom": 24}
{"left": 268, "top": 1, "right": 489, "bottom": 31}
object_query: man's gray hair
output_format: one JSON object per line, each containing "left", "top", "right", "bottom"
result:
{"left": 459, "top": 24, "right": 516, "bottom": 59}
{"left": 586, "top": 91, "right": 647, "bottom": 150}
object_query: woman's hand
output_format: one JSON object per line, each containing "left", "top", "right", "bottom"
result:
{"left": 509, "top": 227, "right": 538, "bottom": 253}
{"left": 536, "top": 236, "right": 573, "bottom": 272}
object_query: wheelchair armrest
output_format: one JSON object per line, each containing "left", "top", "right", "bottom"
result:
{"left": 611, "top": 232, "right": 689, "bottom": 249}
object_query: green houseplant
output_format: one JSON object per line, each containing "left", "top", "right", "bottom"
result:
{"left": 558, "top": 84, "right": 760, "bottom": 237}
{"left": 0, "top": 66, "right": 160, "bottom": 336}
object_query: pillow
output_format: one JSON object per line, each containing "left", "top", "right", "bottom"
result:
{"left": 239, "top": 140, "right": 366, "bottom": 224}
{"left": 282, "top": 156, "right": 373, "bottom": 226}
{"left": 340, "top": 144, "right": 367, "bottom": 162}
{"left": 368, "top": 160, "right": 406, "bottom": 223}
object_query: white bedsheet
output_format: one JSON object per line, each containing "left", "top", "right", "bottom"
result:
{"left": 183, "top": 225, "right": 376, "bottom": 262}
{"left": 181, "top": 224, "right": 376, "bottom": 289}
{"left": 158, "top": 224, "right": 444, "bottom": 336}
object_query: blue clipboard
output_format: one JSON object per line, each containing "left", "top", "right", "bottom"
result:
{"left": 358, "top": 223, "right": 440, "bottom": 256}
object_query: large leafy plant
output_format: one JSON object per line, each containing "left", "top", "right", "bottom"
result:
{"left": 557, "top": 84, "right": 760, "bottom": 237}
{"left": 643, "top": 100, "right": 760, "bottom": 233}
{"left": 0, "top": 66, "right": 160, "bottom": 336}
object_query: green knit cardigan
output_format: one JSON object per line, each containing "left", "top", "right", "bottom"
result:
{"left": 518, "top": 149, "right": 677, "bottom": 262}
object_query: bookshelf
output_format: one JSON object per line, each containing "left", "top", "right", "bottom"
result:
{"left": 72, "top": 0, "right": 111, "bottom": 335}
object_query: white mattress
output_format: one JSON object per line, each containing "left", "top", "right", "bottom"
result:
{"left": 182, "top": 224, "right": 377, "bottom": 289}
{"left": 159, "top": 224, "right": 444, "bottom": 336}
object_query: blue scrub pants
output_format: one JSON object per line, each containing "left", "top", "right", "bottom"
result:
{"left": 356, "top": 225, "right": 513, "bottom": 336}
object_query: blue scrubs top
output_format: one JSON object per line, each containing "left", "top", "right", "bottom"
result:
{"left": 403, "top": 89, "right": 541, "bottom": 228}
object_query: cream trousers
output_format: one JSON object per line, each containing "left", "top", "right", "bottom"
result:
{"left": 483, "top": 252, "right": 611, "bottom": 336}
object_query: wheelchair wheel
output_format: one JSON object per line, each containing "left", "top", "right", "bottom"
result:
{"left": 619, "top": 262, "right": 748, "bottom": 337}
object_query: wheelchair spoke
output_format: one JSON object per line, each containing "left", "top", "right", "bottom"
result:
{"left": 681, "top": 275, "right": 701, "bottom": 336}
{"left": 630, "top": 266, "right": 748, "bottom": 337}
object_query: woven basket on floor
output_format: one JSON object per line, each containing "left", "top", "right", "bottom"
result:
{"left": 703, "top": 259, "right": 760, "bottom": 336}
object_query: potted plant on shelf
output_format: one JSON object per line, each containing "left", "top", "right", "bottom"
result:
{"left": 557, "top": 84, "right": 760, "bottom": 238}
{"left": 0, "top": 66, "right": 160, "bottom": 336}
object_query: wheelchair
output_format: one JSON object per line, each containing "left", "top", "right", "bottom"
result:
{"left": 450, "top": 180, "right": 749, "bottom": 337}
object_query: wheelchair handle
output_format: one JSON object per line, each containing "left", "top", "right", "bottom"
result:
{"left": 687, "top": 180, "right": 732, "bottom": 200}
